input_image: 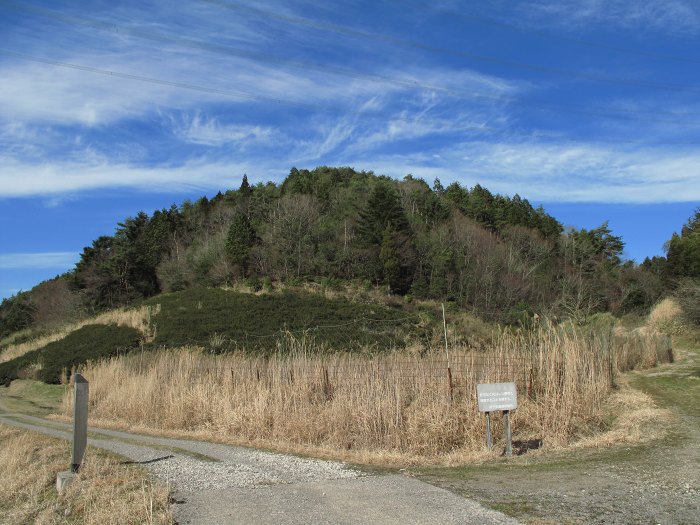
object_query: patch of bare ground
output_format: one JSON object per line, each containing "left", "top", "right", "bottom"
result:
{"left": 413, "top": 339, "right": 700, "bottom": 525}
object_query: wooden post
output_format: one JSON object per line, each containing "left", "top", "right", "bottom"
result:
{"left": 528, "top": 367, "right": 534, "bottom": 399}
{"left": 503, "top": 409, "right": 512, "bottom": 457}
{"left": 442, "top": 303, "right": 453, "bottom": 403}
{"left": 485, "top": 411, "right": 492, "bottom": 450}
{"left": 323, "top": 367, "right": 333, "bottom": 401}
{"left": 71, "top": 374, "right": 89, "bottom": 473}
{"left": 447, "top": 366, "right": 454, "bottom": 402}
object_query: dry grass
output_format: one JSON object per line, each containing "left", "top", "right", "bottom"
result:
{"left": 646, "top": 297, "right": 686, "bottom": 335}
{"left": 0, "top": 423, "right": 172, "bottom": 525}
{"left": 573, "top": 380, "right": 674, "bottom": 448}
{"left": 63, "top": 324, "right": 671, "bottom": 464}
{"left": 0, "top": 305, "right": 160, "bottom": 365}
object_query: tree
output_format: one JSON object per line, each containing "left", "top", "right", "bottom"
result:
{"left": 0, "top": 292, "right": 35, "bottom": 339}
{"left": 357, "top": 181, "right": 410, "bottom": 245}
{"left": 240, "top": 174, "right": 251, "bottom": 195}
{"left": 666, "top": 208, "right": 700, "bottom": 279}
{"left": 380, "top": 226, "right": 401, "bottom": 293}
{"left": 226, "top": 210, "right": 256, "bottom": 276}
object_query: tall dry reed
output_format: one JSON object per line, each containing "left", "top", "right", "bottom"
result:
{"left": 65, "top": 324, "right": 671, "bottom": 461}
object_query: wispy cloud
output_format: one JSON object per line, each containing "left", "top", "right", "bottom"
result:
{"left": 342, "top": 141, "right": 700, "bottom": 204}
{"left": 522, "top": 0, "right": 700, "bottom": 34}
{"left": 173, "top": 114, "right": 276, "bottom": 146}
{"left": 0, "top": 156, "right": 282, "bottom": 197}
{"left": 0, "top": 252, "right": 79, "bottom": 270}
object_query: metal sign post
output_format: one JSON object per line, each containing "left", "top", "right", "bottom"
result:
{"left": 485, "top": 411, "right": 492, "bottom": 449}
{"left": 477, "top": 382, "right": 517, "bottom": 456}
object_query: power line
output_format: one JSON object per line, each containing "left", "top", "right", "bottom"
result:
{"left": 4, "top": 0, "right": 700, "bottom": 125}
{"left": 3, "top": 49, "right": 700, "bottom": 145}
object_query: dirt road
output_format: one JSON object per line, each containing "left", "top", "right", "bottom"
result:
{"left": 0, "top": 411, "right": 519, "bottom": 525}
{"left": 415, "top": 341, "right": 700, "bottom": 525}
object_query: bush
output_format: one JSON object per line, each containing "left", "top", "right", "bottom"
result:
{"left": 675, "top": 279, "right": 700, "bottom": 326}
{"left": 143, "top": 287, "right": 425, "bottom": 352}
{"left": 0, "top": 324, "right": 141, "bottom": 385}
{"left": 38, "top": 324, "right": 142, "bottom": 383}
{"left": 246, "top": 275, "right": 262, "bottom": 292}
{"left": 0, "top": 349, "right": 41, "bottom": 386}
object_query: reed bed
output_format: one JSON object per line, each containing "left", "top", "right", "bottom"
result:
{"left": 65, "top": 324, "right": 671, "bottom": 462}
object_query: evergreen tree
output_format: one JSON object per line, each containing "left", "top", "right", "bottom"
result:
{"left": 226, "top": 210, "right": 256, "bottom": 276}
{"left": 666, "top": 208, "right": 700, "bottom": 279}
{"left": 380, "top": 226, "right": 401, "bottom": 293}
{"left": 240, "top": 174, "right": 251, "bottom": 197}
{"left": 357, "top": 182, "right": 410, "bottom": 245}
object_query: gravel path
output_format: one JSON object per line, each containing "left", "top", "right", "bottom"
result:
{"left": 0, "top": 412, "right": 521, "bottom": 525}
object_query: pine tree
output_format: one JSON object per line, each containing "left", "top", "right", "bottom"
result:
{"left": 357, "top": 182, "right": 410, "bottom": 245}
{"left": 240, "top": 174, "right": 251, "bottom": 195}
{"left": 226, "top": 211, "right": 256, "bottom": 276}
{"left": 380, "top": 226, "right": 401, "bottom": 293}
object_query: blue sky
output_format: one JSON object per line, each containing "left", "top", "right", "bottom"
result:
{"left": 1, "top": 0, "right": 699, "bottom": 299}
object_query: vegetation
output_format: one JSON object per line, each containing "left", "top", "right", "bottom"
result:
{"left": 0, "top": 324, "right": 141, "bottom": 385}
{"left": 0, "top": 379, "right": 65, "bottom": 416}
{"left": 5, "top": 167, "right": 693, "bottom": 339}
{"left": 142, "top": 287, "right": 426, "bottom": 352}
{"left": 68, "top": 323, "right": 671, "bottom": 463}
{"left": 0, "top": 424, "right": 172, "bottom": 525}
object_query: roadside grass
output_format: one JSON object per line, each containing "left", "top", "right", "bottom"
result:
{"left": 0, "top": 379, "right": 66, "bottom": 416}
{"left": 0, "top": 423, "right": 172, "bottom": 525}
{"left": 630, "top": 337, "right": 700, "bottom": 420}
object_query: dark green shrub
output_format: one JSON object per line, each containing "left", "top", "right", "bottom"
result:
{"left": 246, "top": 275, "right": 262, "bottom": 292}
{"left": 0, "top": 349, "right": 42, "bottom": 386}
{"left": 37, "top": 324, "right": 142, "bottom": 383}
{"left": 144, "top": 287, "right": 424, "bottom": 352}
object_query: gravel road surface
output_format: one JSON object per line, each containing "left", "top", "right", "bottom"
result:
{"left": 0, "top": 412, "right": 521, "bottom": 525}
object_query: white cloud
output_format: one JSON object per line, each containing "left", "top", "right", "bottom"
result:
{"left": 174, "top": 114, "right": 276, "bottom": 146}
{"left": 523, "top": 0, "right": 700, "bottom": 34}
{"left": 0, "top": 252, "right": 79, "bottom": 270}
{"left": 2, "top": 138, "right": 699, "bottom": 204}
{"left": 341, "top": 141, "right": 700, "bottom": 203}
{"left": 0, "top": 156, "right": 283, "bottom": 197}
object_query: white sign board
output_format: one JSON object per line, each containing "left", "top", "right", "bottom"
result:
{"left": 477, "top": 382, "right": 517, "bottom": 412}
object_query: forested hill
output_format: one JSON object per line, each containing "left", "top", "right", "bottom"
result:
{"left": 3, "top": 166, "right": 694, "bottom": 338}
